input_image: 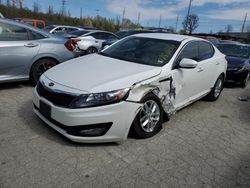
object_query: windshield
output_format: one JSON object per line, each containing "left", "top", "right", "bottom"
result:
{"left": 217, "top": 44, "right": 250, "bottom": 58}
{"left": 100, "top": 37, "right": 180, "bottom": 67}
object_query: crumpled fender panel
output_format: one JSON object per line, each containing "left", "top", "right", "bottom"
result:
{"left": 126, "top": 74, "right": 177, "bottom": 115}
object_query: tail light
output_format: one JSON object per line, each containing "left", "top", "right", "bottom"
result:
{"left": 64, "top": 40, "right": 74, "bottom": 51}
{"left": 72, "top": 39, "right": 81, "bottom": 44}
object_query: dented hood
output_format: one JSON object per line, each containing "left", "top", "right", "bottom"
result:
{"left": 44, "top": 54, "right": 162, "bottom": 93}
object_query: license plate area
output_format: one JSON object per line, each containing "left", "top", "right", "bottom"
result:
{"left": 39, "top": 100, "right": 51, "bottom": 118}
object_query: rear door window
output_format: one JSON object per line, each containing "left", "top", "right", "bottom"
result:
{"left": 0, "top": 22, "right": 29, "bottom": 41}
{"left": 28, "top": 30, "right": 46, "bottom": 40}
{"left": 198, "top": 41, "right": 214, "bottom": 61}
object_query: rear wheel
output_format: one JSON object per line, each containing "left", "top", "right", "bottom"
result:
{"left": 87, "top": 47, "right": 98, "bottom": 54}
{"left": 132, "top": 94, "right": 163, "bottom": 139}
{"left": 240, "top": 72, "right": 249, "bottom": 88}
{"left": 30, "top": 58, "right": 57, "bottom": 85}
{"left": 205, "top": 75, "right": 224, "bottom": 101}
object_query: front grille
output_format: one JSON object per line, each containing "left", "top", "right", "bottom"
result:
{"left": 37, "top": 81, "right": 78, "bottom": 108}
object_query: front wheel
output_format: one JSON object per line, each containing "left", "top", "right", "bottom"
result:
{"left": 205, "top": 75, "right": 224, "bottom": 101}
{"left": 240, "top": 72, "right": 249, "bottom": 88}
{"left": 132, "top": 94, "right": 163, "bottom": 139}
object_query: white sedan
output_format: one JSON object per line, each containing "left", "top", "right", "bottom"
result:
{"left": 33, "top": 34, "right": 227, "bottom": 143}
{"left": 72, "top": 31, "right": 119, "bottom": 54}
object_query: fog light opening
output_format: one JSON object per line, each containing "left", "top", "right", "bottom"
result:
{"left": 78, "top": 127, "right": 107, "bottom": 136}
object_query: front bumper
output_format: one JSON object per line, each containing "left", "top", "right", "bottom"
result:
{"left": 226, "top": 69, "right": 248, "bottom": 82}
{"left": 33, "top": 89, "right": 142, "bottom": 143}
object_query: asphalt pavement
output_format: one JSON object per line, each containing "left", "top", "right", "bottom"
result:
{"left": 0, "top": 82, "right": 249, "bottom": 188}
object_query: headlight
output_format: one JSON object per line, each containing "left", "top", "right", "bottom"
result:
{"left": 69, "top": 88, "right": 130, "bottom": 108}
{"left": 237, "top": 65, "right": 246, "bottom": 73}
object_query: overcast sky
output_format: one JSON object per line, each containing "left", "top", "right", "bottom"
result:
{"left": 22, "top": 0, "right": 250, "bottom": 33}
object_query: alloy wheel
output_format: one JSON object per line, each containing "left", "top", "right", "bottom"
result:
{"left": 139, "top": 100, "right": 160, "bottom": 133}
{"left": 36, "top": 61, "right": 56, "bottom": 78}
{"left": 214, "top": 78, "right": 222, "bottom": 98}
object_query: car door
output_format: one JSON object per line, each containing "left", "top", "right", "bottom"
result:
{"left": 171, "top": 41, "right": 205, "bottom": 108}
{"left": 0, "top": 22, "right": 40, "bottom": 78}
{"left": 196, "top": 41, "right": 216, "bottom": 92}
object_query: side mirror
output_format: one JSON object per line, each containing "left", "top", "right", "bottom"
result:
{"left": 179, "top": 58, "right": 198, "bottom": 69}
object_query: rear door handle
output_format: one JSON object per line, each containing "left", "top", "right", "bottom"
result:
{"left": 24, "top": 43, "right": 39, "bottom": 48}
{"left": 216, "top": 62, "right": 220, "bottom": 65}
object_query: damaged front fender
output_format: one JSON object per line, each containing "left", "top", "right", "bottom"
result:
{"left": 126, "top": 74, "right": 177, "bottom": 115}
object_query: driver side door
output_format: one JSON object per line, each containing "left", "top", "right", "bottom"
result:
{"left": 171, "top": 41, "right": 205, "bottom": 109}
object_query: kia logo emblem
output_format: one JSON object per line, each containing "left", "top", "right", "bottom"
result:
{"left": 48, "top": 82, "right": 54, "bottom": 87}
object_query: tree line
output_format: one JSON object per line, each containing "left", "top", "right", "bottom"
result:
{"left": 0, "top": 3, "right": 139, "bottom": 32}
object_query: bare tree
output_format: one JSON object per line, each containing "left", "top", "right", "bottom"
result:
{"left": 182, "top": 14, "right": 199, "bottom": 34}
{"left": 47, "top": 5, "right": 54, "bottom": 15}
{"left": 19, "top": 0, "right": 24, "bottom": 9}
{"left": 67, "top": 9, "right": 71, "bottom": 17}
{"left": 225, "top": 24, "right": 233, "bottom": 33}
{"left": 6, "top": 0, "right": 11, "bottom": 6}
{"left": 33, "top": 2, "right": 40, "bottom": 13}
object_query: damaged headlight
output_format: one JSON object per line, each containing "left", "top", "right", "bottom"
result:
{"left": 69, "top": 88, "right": 130, "bottom": 108}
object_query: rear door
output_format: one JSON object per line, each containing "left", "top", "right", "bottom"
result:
{"left": 0, "top": 22, "right": 40, "bottom": 78}
{"left": 196, "top": 41, "right": 216, "bottom": 93}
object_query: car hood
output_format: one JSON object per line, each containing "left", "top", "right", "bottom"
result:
{"left": 226, "top": 56, "right": 247, "bottom": 68}
{"left": 44, "top": 54, "right": 162, "bottom": 93}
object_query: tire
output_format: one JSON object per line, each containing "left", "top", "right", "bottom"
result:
{"left": 132, "top": 93, "right": 163, "bottom": 139}
{"left": 205, "top": 75, "right": 224, "bottom": 101}
{"left": 86, "top": 47, "right": 98, "bottom": 54}
{"left": 30, "top": 58, "right": 58, "bottom": 85}
{"left": 239, "top": 72, "right": 249, "bottom": 88}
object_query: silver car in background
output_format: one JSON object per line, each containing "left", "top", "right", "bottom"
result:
{"left": 0, "top": 18, "right": 75, "bottom": 84}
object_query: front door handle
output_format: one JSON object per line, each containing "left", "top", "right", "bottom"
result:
{"left": 197, "top": 67, "right": 203, "bottom": 72}
{"left": 24, "top": 43, "right": 39, "bottom": 48}
{"left": 216, "top": 62, "right": 220, "bottom": 65}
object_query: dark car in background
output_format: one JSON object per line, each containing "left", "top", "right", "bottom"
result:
{"left": 217, "top": 43, "right": 250, "bottom": 87}
{"left": 0, "top": 18, "right": 75, "bottom": 84}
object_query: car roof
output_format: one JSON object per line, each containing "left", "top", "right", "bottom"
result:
{"left": 132, "top": 33, "right": 199, "bottom": 42}
{"left": 218, "top": 42, "right": 248, "bottom": 46}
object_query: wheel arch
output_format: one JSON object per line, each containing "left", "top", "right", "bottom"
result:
{"left": 29, "top": 56, "right": 60, "bottom": 77}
